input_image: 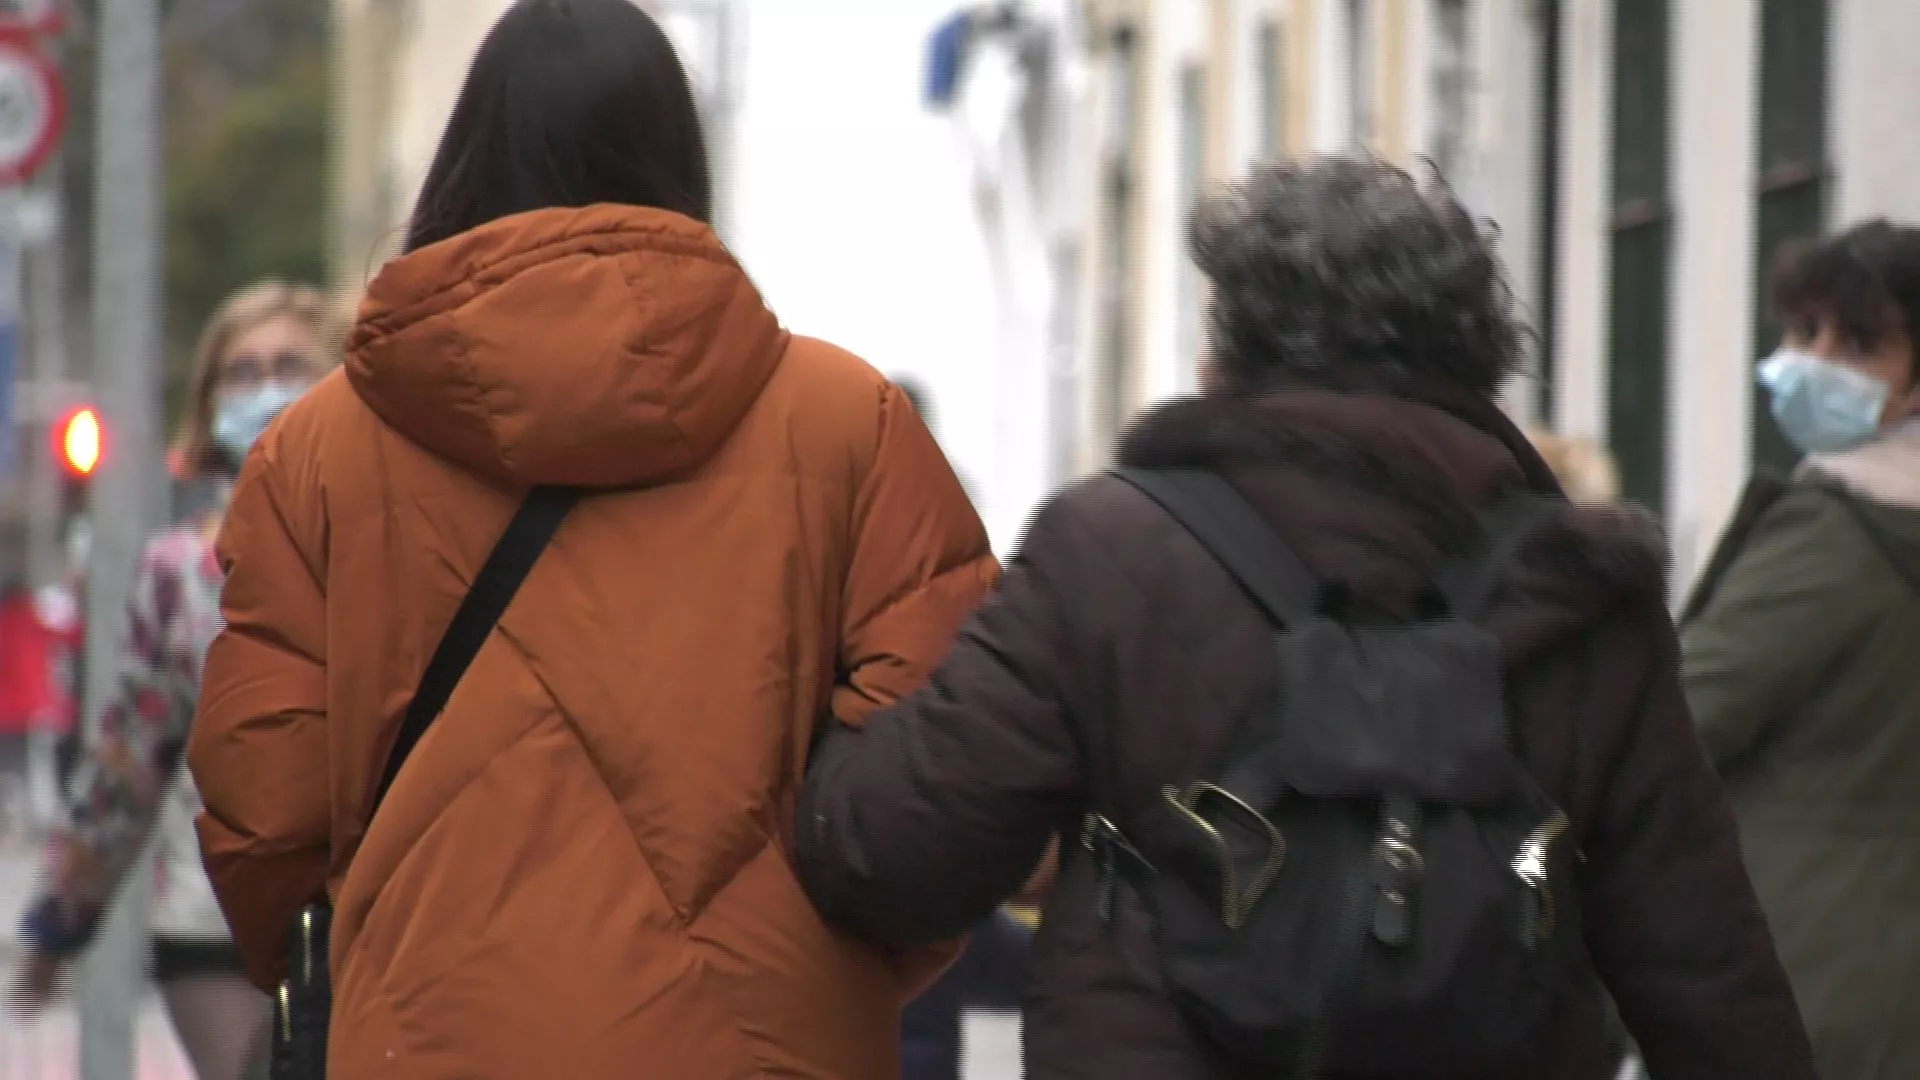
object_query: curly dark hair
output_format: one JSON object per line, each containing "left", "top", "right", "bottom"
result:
{"left": 1192, "top": 158, "right": 1522, "bottom": 398}
{"left": 1770, "top": 219, "right": 1920, "bottom": 372}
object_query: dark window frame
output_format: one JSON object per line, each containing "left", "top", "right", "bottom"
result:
{"left": 1750, "top": 0, "right": 1829, "bottom": 476}
{"left": 1605, "top": 0, "right": 1673, "bottom": 518}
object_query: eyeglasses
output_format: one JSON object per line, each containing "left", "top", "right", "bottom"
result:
{"left": 223, "top": 350, "right": 319, "bottom": 388}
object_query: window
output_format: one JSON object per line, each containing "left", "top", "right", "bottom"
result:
{"left": 1751, "top": 0, "right": 1827, "bottom": 474}
{"left": 1537, "top": 0, "right": 1562, "bottom": 421}
{"left": 1347, "top": 0, "right": 1375, "bottom": 149}
{"left": 1101, "top": 22, "right": 1142, "bottom": 442}
{"left": 1606, "top": 0, "right": 1672, "bottom": 517}
{"left": 1430, "top": 0, "right": 1470, "bottom": 182}
{"left": 1177, "top": 63, "right": 1207, "bottom": 392}
{"left": 1256, "top": 20, "right": 1288, "bottom": 159}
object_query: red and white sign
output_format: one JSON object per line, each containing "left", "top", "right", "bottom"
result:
{"left": 0, "top": 0, "right": 65, "bottom": 36}
{"left": 0, "top": 35, "right": 60, "bottom": 184}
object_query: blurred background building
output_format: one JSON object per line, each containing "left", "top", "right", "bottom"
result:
{"left": 1061, "top": 0, "right": 1920, "bottom": 593}
{"left": 5, "top": 0, "right": 1920, "bottom": 1075}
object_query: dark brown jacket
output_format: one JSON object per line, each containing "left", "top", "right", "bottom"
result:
{"left": 797, "top": 390, "right": 1816, "bottom": 1080}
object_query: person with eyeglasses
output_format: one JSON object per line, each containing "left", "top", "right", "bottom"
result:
{"left": 10, "top": 281, "right": 334, "bottom": 1080}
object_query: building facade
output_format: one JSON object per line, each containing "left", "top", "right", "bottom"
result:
{"left": 1068, "top": 0, "right": 1555, "bottom": 472}
{"left": 1071, "top": 0, "right": 1920, "bottom": 591}
{"left": 328, "top": 0, "right": 742, "bottom": 316}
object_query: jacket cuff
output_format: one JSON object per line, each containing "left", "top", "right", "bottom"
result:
{"left": 20, "top": 894, "right": 98, "bottom": 958}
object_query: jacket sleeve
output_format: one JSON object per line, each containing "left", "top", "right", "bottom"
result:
{"left": 822, "top": 382, "right": 998, "bottom": 994}
{"left": 187, "top": 446, "right": 332, "bottom": 991}
{"left": 22, "top": 541, "right": 198, "bottom": 957}
{"left": 799, "top": 491, "right": 1091, "bottom": 951}
{"left": 833, "top": 382, "right": 999, "bottom": 728}
{"left": 1681, "top": 486, "right": 1876, "bottom": 767}
{"left": 1584, "top": 607, "right": 1819, "bottom": 1078}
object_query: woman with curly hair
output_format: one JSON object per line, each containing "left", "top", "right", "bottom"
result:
{"left": 794, "top": 158, "right": 1814, "bottom": 1079}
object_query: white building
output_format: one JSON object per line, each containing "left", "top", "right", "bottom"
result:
{"left": 1540, "top": 0, "right": 1920, "bottom": 590}
{"left": 330, "top": 0, "right": 742, "bottom": 310}
{"left": 1067, "top": 0, "right": 1547, "bottom": 465}
{"left": 1071, "top": 0, "right": 1920, "bottom": 591}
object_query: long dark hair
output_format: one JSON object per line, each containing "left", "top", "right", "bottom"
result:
{"left": 405, "top": 0, "right": 713, "bottom": 253}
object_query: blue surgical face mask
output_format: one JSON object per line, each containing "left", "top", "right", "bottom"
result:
{"left": 1756, "top": 349, "right": 1889, "bottom": 454}
{"left": 211, "top": 383, "right": 303, "bottom": 460}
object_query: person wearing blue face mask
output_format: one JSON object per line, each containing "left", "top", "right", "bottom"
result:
{"left": 11, "top": 281, "right": 332, "bottom": 1080}
{"left": 1681, "top": 219, "right": 1920, "bottom": 1080}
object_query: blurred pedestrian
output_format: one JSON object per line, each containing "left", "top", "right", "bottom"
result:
{"left": 1681, "top": 219, "right": 1920, "bottom": 1080}
{"left": 10, "top": 280, "right": 334, "bottom": 1080}
{"left": 185, "top": 2, "right": 993, "bottom": 1078}
{"left": 796, "top": 158, "right": 1815, "bottom": 1079}
{"left": 889, "top": 375, "right": 1037, "bottom": 1080}
{"left": 1524, "top": 429, "right": 1620, "bottom": 505}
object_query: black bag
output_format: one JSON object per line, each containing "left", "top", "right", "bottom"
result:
{"left": 270, "top": 485, "right": 580, "bottom": 1080}
{"left": 1088, "top": 468, "right": 1589, "bottom": 1076}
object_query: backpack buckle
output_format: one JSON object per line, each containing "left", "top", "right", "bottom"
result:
{"left": 1082, "top": 814, "right": 1145, "bottom": 923}
{"left": 1513, "top": 811, "right": 1570, "bottom": 946}
{"left": 1371, "top": 811, "right": 1425, "bottom": 947}
{"left": 1163, "top": 783, "right": 1287, "bottom": 930}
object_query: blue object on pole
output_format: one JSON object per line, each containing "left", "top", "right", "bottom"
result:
{"left": 0, "top": 319, "right": 16, "bottom": 482}
{"left": 925, "top": 8, "right": 975, "bottom": 111}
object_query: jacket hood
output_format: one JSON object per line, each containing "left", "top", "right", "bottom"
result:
{"left": 346, "top": 205, "right": 787, "bottom": 489}
{"left": 1119, "top": 391, "right": 1669, "bottom": 659}
{"left": 1807, "top": 420, "right": 1920, "bottom": 574}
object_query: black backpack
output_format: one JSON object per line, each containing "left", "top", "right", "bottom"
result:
{"left": 1087, "top": 467, "right": 1589, "bottom": 1076}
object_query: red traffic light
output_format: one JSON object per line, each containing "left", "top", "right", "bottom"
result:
{"left": 58, "top": 407, "right": 101, "bottom": 478}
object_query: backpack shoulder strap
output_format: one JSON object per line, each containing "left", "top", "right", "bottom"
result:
{"left": 1110, "top": 467, "right": 1319, "bottom": 627}
{"left": 372, "top": 485, "right": 581, "bottom": 813}
{"left": 1438, "top": 491, "right": 1567, "bottom": 619}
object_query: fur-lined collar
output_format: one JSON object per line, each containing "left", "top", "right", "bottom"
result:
{"left": 1806, "top": 419, "right": 1920, "bottom": 510}
{"left": 1114, "top": 390, "right": 1670, "bottom": 620}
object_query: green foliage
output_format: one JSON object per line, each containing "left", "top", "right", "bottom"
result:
{"left": 163, "top": 48, "right": 328, "bottom": 413}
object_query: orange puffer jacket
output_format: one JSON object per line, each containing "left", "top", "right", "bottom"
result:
{"left": 188, "top": 205, "right": 996, "bottom": 1079}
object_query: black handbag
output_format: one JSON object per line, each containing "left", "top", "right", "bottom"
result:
{"left": 270, "top": 485, "right": 580, "bottom": 1080}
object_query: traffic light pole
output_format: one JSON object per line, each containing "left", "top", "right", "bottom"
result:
{"left": 21, "top": 160, "right": 66, "bottom": 593}
{"left": 76, "top": 0, "right": 165, "bottom": 1076}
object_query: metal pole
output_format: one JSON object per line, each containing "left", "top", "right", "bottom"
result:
{"left": 20, "top": 157, "right": 69, "bottom": 825}
{"left": 0, "top": 184, "right": 20, "bottom": 538}
{"left": 22, "top": 158, "right": 64, "bottom": 593}
{"left": 77, "top": 0, "right": 165, "bottom": 1074}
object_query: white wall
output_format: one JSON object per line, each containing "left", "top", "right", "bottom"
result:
{"left": 388, "top": 0, "right": 516, "bottom": 236}
{"left": 1551, "top": 0, "right": 1610, "bottom": 450}
{"left": 1135, "top": 0, "right": 1210, "bottom": 407}
{"left": 1470, "top": 0, "right": 1545, "bottom": 424}
{"left": 1829, "top": 0, "right": 1920, "bottom": 225}
{"left": 731, "top": 0, "right": 1008, "bottom": 552}
{"left": 1667, "top": 0, "right": 1759, "bottom": 592}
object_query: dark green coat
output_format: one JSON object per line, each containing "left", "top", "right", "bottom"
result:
{"left": 1683, "top": 431, "right": 1920, "bottom": 1080}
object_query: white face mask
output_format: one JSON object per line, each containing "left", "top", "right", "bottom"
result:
{"left": 1756, "top": 348, "right": 1890, "bottom": 454}
{"left": 211, "top": 383, "right": 304, "bottom": 460}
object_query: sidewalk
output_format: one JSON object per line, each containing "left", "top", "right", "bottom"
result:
{"left": 0, "top": 834, "right": 1023, "bottom": 1080}
{"left": 0, "top": 833, "right": 196, "bottom": 1080}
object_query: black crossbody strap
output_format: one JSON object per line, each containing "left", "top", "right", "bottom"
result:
{"left": 1111, "top": 467, "right": 1319, "bottom": 628}
{"left": 372, "top": 485, "right": 581, "bottom": 812}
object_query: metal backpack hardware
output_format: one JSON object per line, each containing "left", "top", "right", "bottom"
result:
{"left": 1091, "top": 468, "right": 1589, "bottom": 1077}
{"left": 270, "top": 485, "right": 581, "bottom": 1080}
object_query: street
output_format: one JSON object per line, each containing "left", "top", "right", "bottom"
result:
{"left": 0, "top": 833, "right": 1024, "bottom": 1079}
{"left": 1, "top": 838, "right": 195, "bottom": 1079}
